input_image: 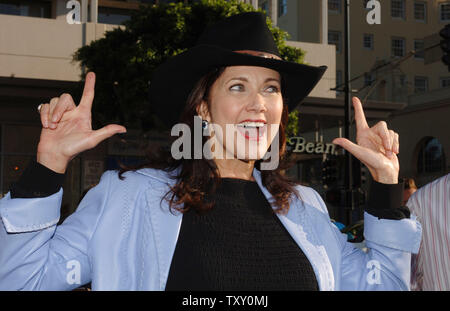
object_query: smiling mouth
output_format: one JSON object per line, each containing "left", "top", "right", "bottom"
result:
{"left": 236, "top": 121, "right": 267, "bottom": 141}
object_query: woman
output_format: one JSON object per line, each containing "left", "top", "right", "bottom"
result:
{"left": 0, "top": 12, "right": 420, "bottom": 290}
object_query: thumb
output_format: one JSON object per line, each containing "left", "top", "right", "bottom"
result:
{"left": 88, "top": 124, "right": 127, "bottom": 148}
{"left": 332, "top": 138, "right": 367, "bottom": 162}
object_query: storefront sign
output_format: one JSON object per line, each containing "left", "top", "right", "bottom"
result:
{"left": 288, "top": 137, "right": 337, "bottom": 155}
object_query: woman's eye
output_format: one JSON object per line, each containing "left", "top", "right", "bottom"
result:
{"left": 265, "top": 85, "right": 280, "bottom": 93}
{"left": 230, "top": 84, "right": 244, "bottom": 92}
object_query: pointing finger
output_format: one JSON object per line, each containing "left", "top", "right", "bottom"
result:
{"left": 79, "top": 72, "right": 96, "bottom": 110}
{"left": 353, "top": 97, "right": 369, "bottom": 131}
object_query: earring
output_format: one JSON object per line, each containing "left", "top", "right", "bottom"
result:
{"left": 202, "top": 119, "right": 208, "bottom": 130}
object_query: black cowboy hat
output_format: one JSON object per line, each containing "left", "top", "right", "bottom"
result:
{"left": 149, "top": 12, "right": 327, "bottom": 128}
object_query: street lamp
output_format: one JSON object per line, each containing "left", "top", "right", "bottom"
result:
{"left": 344, "top": 0, "right": 355, "bottom": 226}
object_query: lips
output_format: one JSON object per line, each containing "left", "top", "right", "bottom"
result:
{"left": 236, "top": 120, "right": 267, "bottom": 141}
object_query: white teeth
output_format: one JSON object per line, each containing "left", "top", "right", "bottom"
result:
{"left": 237, "top": 122, "right": 265, "bottom": 128}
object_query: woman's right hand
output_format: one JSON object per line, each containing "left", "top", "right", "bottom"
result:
{"left": 37, "top": 72, "right": 127, "bottom": 173}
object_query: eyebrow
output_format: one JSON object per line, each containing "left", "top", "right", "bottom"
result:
{"left": 227, "top": 77, "right": 281, "bottom": 84}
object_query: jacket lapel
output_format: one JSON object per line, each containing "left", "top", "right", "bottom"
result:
{"left": 143, "top": 171, "right": 183, "bottom": 290}
{"left": 252, "top": 169, "right": 335, "bottom": 290}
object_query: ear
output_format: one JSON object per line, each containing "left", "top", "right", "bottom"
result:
{"left": 196, "top": 100, "right": 211, "bottom": 122}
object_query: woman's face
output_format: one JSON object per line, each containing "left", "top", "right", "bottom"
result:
{"left": 200, "top": 66, "right": 283, "bottom": 161}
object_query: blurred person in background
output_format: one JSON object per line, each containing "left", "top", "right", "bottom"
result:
{"left": 403, "top": 178, "right": 417, "bottom": 207}
{"left": 407, "top": 174, "right": 450, "bottom": 291}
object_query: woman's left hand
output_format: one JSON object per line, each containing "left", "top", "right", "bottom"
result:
{"left": 332, "top": 97, "right": 399, "bottom": 184}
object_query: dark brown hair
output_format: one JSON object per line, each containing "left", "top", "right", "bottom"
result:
{"left": 118, "top": 66, "right": 300, "bottom": 215}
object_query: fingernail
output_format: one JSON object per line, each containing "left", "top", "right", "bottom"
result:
{"left": 52, "top": 114, "right": 58, "bottom": 122}
{"left": 386, "top": 150, "right": 393, "bottom": 158}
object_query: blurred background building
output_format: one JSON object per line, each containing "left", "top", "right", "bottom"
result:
{"left": 0, "top": 0, "right": 448, "bottom": 221}
{"left": 0, "top": 0, "right": 335, "bottom": 216}
{"left": 258, "top": 0, "right": 449, "bottom": 190}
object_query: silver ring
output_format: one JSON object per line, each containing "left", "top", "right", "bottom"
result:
{"left": 37, "top": 103, "right": 43, "bottom": 113}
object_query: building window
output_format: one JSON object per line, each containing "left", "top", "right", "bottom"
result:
{"left": 329, "top": 31, "right": 342, "bottom": 53}
{"left": 391, "top": 0, "right": 405, "bottom": 19}
{"left": 98, "top": 7, "right": 132, "bottom": 25}
{"left": 328, "top": 0, "right": 341, "bottom": 13}
{"left": 363, "top": 33, "right": 374, "bottom": 50}
{"left": 364, "top": 72, "right": 374, "bottom": 86}
{"left": 0, "top": 0, "right": 51, "bottom": 18}
{"left": 278, "top": 0, "right": 287, "bottom": 17}
{"left": 417, "top": 137, "right": 446, "bottom": 174}
{"left": 440, "top": 77, "right": 450, "bottom": 88}
{"left": 158, "top": 1, "right": 195, "bottom": 3}
{"left": 440, "top": 2, "right": 450, "bottom": 22}
{"left": 414, "top": 76, "right": 428, "bottom": 93}
{"left": 391, "top": 37, "right": 405, "bottom": 57}
{"left": 414, "top": 40, "right": 424, "bottom": 59}
{"left": 414, "top": 1, "right": 426, "bottom": 22}
{"left": 260, "top": 0, "right": 268, "bottom": 13}
{"left": 399, "top": 74, "right": 407, "bottom": 87}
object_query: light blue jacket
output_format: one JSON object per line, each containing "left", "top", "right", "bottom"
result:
{"left": 0, "top": 167, "right": 421, "bottom": 291}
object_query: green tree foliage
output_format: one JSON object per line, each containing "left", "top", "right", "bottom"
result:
{"left": 285, "top": 109, "right": 300, "bottom": 138}
{"left": 73, "top": 0, "right": 304, "bottom": 133}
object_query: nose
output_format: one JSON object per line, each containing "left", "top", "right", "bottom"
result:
{"left": 246, "top": 92, "right": 267, "bottom": 113}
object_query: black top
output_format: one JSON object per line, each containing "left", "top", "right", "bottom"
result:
{"left": 165, "top": 178, "right": 319, "bottom": 291}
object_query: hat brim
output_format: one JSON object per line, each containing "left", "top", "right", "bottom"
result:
{"left": 149, "top": 44, "right": 327, "bottom": 128}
